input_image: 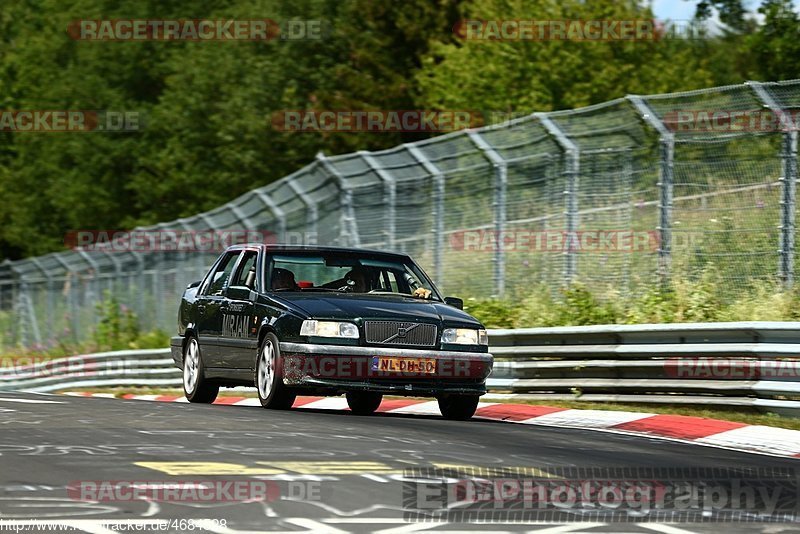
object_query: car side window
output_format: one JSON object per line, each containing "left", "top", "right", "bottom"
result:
{"left": 231, "top": 251, "right": 258, "bottom": 289}
{"left": 203, "top": 252, "right": 239, "bottom": 296}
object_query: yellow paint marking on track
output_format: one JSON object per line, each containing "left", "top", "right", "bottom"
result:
{"left": 431, "top": 463, "right": 556, "bottom": 477}
{"left": 134, "top": 461, "right": 286, "bottom": 476}
{"left": 255, "top": 461, "right": 401, "bottom": 475}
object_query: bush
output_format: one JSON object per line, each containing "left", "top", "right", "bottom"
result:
{"left": 93, "top": 292, "right": 169, "bottom": 351}
{"left": 467, "top": 267, "right": 800, "bottom": 328}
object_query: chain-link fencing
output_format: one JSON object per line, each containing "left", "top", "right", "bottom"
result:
{"left": 1, "top": 79, "right": 798, "bottom": 349}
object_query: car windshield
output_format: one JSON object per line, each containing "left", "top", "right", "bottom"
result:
{"left": 266, "top": 252, "right": 439, "bottom": 299}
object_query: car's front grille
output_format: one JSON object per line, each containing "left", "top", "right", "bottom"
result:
{"left": 364, "top": 321, "right": 437, "bottom": 347}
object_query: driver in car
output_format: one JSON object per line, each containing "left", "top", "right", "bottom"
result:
{"left": 271, "top": 268, "right": 298, "bottom": 290}
{"left": 344, "top": 267, "right": 370, "bottom": 292}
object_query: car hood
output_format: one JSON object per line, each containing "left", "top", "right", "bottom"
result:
{"left": 270, "top": 293, "right": 481, "bottom": 327}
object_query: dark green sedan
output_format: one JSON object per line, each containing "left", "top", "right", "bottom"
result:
{"left": 171, "top": 244, "right": 493, "bottom": 420}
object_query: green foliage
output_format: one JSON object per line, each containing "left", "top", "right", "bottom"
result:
{"left": 463, "top": 298, "right": 523, "bottom": 329}
{"left": 0, "top": 290, "right": 168, "bottom": 359}
{"left": 1, "top": 0, "right": 799, "bottom": 262}
{"left": 745, "top": 0, "right": 800, "bottom": 81}
{"left": 415, "top": 0, "right": 718, "bottom": 114}
{"left": 93, "top": 291, "right": 170, "bottom": 350}
{"left": 93, "top": 291, "right": 140, "bottom": 350}
{"left": 467, "top": 270, "right": 800, "bottom": 328}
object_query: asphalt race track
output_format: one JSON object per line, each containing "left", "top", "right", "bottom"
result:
{"left": 0, "top": 392, "right": 798, "bottom": 533}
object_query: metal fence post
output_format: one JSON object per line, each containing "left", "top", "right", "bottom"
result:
{"left": 285, "top": 176, "right": 319, "bottom": 245}
{"left": 227, "top": 203, "right": 256, "bottom": 232}
{"left": 30, "top": 258, "right": 54, "bottom": 339}
{"left": 536, "top": 113, "right": 580, "bottom": 286}
{"left": 468, "top": 131, "right": 507, "bottom": 297}
{"left": 316, "top": 152, "right": 360, "bottom": 247}
{"left": 76, "top": 249, "right": 100, "bottom": 329}
{"left": 52, "top": 255, "right": 80, "bottom": 343}
{"left": 406, "top": 144, "right": 445, "bottom": 289}
{"left": 748, "top": 81, "right": 797, "bottom": 287}
{"left": 252, "top": 189, "right": 288, "bottom": 241}
{"left": 784, "top": 130, "right": 799, "bottom": 287}
{"left": 8, "top": 263, "right": 41, "bottom": 347}
{"left": 627, "top": 96, "right": 674, "bottom": 285}
{"left": 359, "top": 152, "right": 396, "bottom": 250}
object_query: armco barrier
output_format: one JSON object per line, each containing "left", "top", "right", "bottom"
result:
{"left": 489, "top": 321, "right": 800, "bottom": 417}
{"left": 2, "top": 322, "right": 799, "bottom": 416}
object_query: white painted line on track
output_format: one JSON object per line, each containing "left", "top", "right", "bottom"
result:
{"left": 122, "top": 394, "right": 161, "bottom": 401}
{"left": 695, "top": 424, "right": 800, "bottom": 457}
{"left": 0, "top": 397, "right": 63, "bottom": 404}
{"left": 641, "top": 524, "right": 700, "bottom": 534}
{"left": 525, "top": 524, "right": 606, "bottom": 534}
{"left": 386, "top": 401, "right": 441, "bottom": 415}
{"left": 232, "top": 398, "right": 261, "bottom": 406}
{"left": 283, "top": 518, "right": 349, "bottom": 533}
{"left": 373, "top": 523, "right": 440, "bottom": 534}
{"left": 520, "top": 409, "right": 654, "bottom": 428}
{"left": 299, "top": 398, "right": 350, "bottom": 410}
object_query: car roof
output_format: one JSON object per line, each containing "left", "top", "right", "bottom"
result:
{"left": 225, "top": 243, "right": 411, "bottom": 259}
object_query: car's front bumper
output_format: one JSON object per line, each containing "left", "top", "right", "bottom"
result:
{"left": 278, "top": 342, "right": 493, "bottom": 396}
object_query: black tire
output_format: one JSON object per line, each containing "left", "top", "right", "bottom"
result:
{"left": 438, "top": 394, "right": 479, "bottom": 420}
{"left": 255, "top": 332, "right": 296, "bottom": 409}
{"left": 183, "top": 336, "right": 219, "bottom": 403}
{"left": 346, "top": 391, "right": 383, "bottom": 415}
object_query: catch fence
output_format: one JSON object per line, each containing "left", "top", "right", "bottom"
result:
{"left": 1, "top": 80, "right": 799, "bottom": 349}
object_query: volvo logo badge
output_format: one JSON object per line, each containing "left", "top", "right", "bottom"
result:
{"left": 380, "top": 322, "right": 420, "bottom": 344}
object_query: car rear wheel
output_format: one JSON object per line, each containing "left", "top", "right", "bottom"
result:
{"left": 183, "top": 337, "right": 219, "bottom": 403}
{"left": 256, "top": 333, "right": 296, "bottom": 410}
{"left": 346, "top": 392, "right": 383, "bottom": 415}
{"left": 438, "top": 394, "right": 479, "bottom": 420}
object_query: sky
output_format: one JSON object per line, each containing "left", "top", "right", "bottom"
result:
{"left": 651, "top": 0, "right": 799, "bottom": 21}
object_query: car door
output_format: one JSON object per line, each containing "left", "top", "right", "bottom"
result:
{"left": 220, "top": 250, "right": 259, "bottom": 370}
{"left": 196, "top": 250, "right": 241, "bottom": 368}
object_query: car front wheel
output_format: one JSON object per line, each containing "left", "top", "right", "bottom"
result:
{"left": 438, "top": 394, "right": 479, "bottom": 420}
{"left": 183, "top": 336, "right": 219, "bottom": 403}
{"left": 256, "top": 333, "right": 296, "bottom": 410}
{"left": 346, "top": 391, "right": 383, "bottom": 415}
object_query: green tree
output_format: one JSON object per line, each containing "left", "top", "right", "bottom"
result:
{"left": 414, "top": 0, "right": 717, "bottom": 115}
{"left": 746, "top": 0, "right": 800, "bottom": 81}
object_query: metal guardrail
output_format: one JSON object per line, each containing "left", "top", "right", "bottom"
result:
{"left": 488, "top": 321, "right": 800, "bottom": 417}
{"left": 2, "top": 322, "right": 799, "bottom": 416}
{"left": 0, "top": 349, "right": 182, "bottom": 393}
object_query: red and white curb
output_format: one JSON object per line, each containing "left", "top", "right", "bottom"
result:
{"left": 64, "top": 392, "right": 800, "bottom": 460}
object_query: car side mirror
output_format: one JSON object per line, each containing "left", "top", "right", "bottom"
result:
{"left": 187, "top": 280, "right": 201, "bottom": 289}
{"left": 227, "top": 286, "right": 255, "bottom": 301}
{"left": 444, "top": 296, "right": 463, "bottom": 310}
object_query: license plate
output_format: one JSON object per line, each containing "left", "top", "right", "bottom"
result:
{"left": 372, "top": 356, "right": 436, "bottom": 374}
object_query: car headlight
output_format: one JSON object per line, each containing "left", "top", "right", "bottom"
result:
{"left": 300, "top": 320, "right": 359, "bottom": 339}
{"left": 441, "top": 328, "right": 488, "bottom": 346}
